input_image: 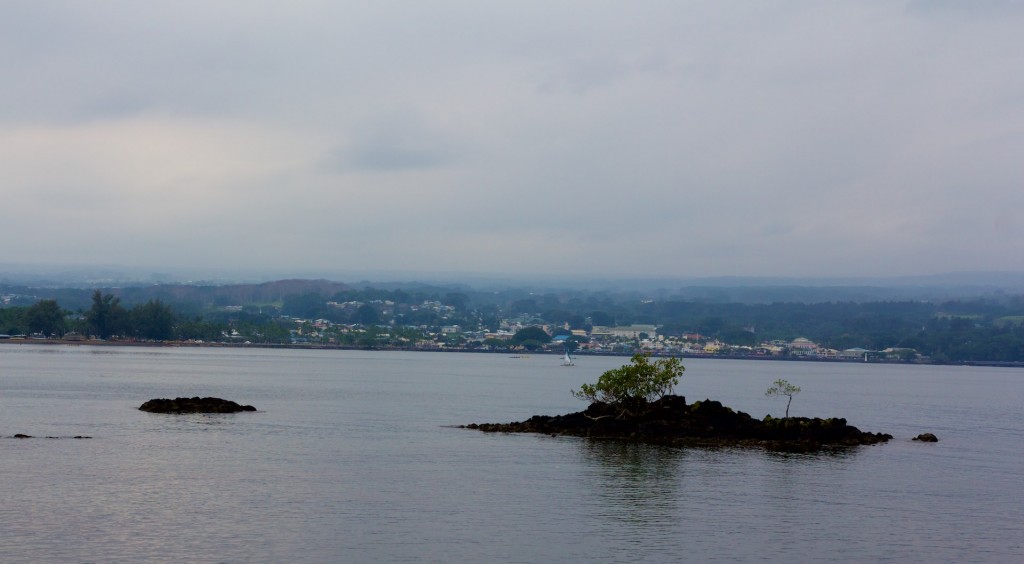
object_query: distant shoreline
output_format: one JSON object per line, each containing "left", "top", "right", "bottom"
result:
{"left": 2, "top": 338, "right": 1021, "bottom": 368}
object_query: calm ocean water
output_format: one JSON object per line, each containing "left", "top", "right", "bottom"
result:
{"left": 1, "top": 345, "right": 1021, "bottom": 563}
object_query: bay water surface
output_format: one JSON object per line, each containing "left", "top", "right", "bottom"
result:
{"left": 1, "top": 345, "right": 1021, "bottom": 562}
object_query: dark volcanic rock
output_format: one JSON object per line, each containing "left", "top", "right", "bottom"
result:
{"left": 465, "top": 395, "right": 892, "bottom": 452}
{"left": 912, "top": 433, "right": 938, "bottom": 442}
{"left": 8, "top": 434, "right": 91, "bottom": 439}
{"left": 39, "top": 435, "right": 92, "bottom": 439}
{"left": 139, "top": 397, "right": 257, "bottom": 414}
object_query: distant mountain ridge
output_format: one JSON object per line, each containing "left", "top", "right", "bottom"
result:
{"left": 3, "top": 266, "right": 1023, "bottom": 308}
{"left": 0, "top": 279, "right": 353, "bottom": 311}
{"left": 673, "top": 271, "right": 1024, "bottom": 288}
{"left": 113, "top": 279, "right": 353, "bottom": 307}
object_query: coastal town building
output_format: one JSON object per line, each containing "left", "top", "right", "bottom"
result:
{"left": 788, "top": 337, "right": 819, "bottom": 356}
{"left": 591, "top": 324, "right": 658, "bottom": 339}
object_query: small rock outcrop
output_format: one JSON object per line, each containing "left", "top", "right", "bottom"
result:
{"left": 912, "top": 433, "right": 938, "bottom": 442}
{"left": 6, "top": 434, "right": 92, "bottom": 439}
{"left": 464, "top": 395, "right": 892, "bottom": 452}
{"left": 139, "top": 397, "right": 256, "bottom": 414}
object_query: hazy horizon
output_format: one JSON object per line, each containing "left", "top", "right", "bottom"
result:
{"left": 2, "top": 2, "right": 1021, "bottom": 279}
{"left": 3, "top": 261, "right": 1024, "bottom": 294}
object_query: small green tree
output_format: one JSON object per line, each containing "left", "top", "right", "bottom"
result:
{"left": 573, "top": 353, "right": 684, "bottom": 415}
{"left": 765, "top": 379, "right": 801, "bottom": 418}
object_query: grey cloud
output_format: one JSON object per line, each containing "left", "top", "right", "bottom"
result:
{"left": 346, "top": 144, "right": 449, "bottom": 173}
{"left": 321, "top": 113, "right": 460, "bottom": 173}
{"left": 906, "top": 0, "right": 1024, "bottom": 17}
{"left": 326, "top": 137, "right": 454, "bottom": 174}
{"left": 1, "top": 1, "right": 1022, "bottom": 278}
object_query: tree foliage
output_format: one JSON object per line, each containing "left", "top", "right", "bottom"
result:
{"left": 175, "top": 316, "right": 225, "bottom": 342}
{"left": 24, "top": 299, "right": 65, "bottom": 337}
{"left": 85, "top": 290, "right": 127, "bottom": 339}
{"left": 573, "top": 353, "right": 684, "bottom": 409}
{"left": 354, "top": 304, "right": 380, "bottom": 325}
{"left": 512, "top": 326, "right": 551, "bottom": 346}
{"left": 130, "top": 300, "right": 176, "bottom": 340}
{"left": 282, "top": 292, "right": 329, "bottom": 320}
{"left": 765, "top": 378, "right": 801, "bottom": 418}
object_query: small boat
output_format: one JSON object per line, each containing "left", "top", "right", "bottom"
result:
{"left": 561, "top": 350, "right": 575, "bottom": 366}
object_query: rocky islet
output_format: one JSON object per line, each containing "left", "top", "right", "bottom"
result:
{"left": 465, "top": 395, "right": 893, "bottom": 452}
{"left": 138, "top": 396, "right": 257, "bottom": 414}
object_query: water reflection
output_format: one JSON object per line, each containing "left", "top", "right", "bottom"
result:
{"left": 578, "top": 439, "right": 687, "bottom": 480}
{"left": 29, "top": 347, "right": 64, "bottom": 354}
{"left": 574, "top": 440, "right": 686, "bottom": 528}
{"left": 572, "top": 439, "right": 865, "bottom": 526}
{"left": 137, "top": 412, "right": 252, "bottom": 434}
{"left": 88, "top": 348, "right": 172, "bottom": 357}
{"left": 762, "top": 445, "right": 861, "bottom": 463}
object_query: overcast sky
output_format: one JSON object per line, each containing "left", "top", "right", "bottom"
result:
{"left": 2, "top": 1, "right": 1022, "bottom": 280}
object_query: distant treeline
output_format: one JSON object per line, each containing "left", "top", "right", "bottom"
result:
{"left": 2, "top": 282, "right": 1024, "bottom": 362}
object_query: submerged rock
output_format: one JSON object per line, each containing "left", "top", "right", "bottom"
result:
{"left": 139, "top": 397, "right": 256, "bottom": 414}
{"left": 465, "top": 395, "right": 892, "bottom": 452}
{"left": 7, "top": 434, "right": 91, "bottom": 439}
{"left": 912, "top": 433, "right": 938, "bottom": 442}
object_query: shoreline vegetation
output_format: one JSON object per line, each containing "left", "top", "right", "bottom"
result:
{"left": 4, "top": 284, "right": 1024, "bottom": 365}
{"left": 1, "top": 338, "right": 1021, "bottom": 368}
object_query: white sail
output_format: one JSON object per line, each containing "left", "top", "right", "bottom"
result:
{"left": 562, "top": 351, "right": 574, "bottom": 366}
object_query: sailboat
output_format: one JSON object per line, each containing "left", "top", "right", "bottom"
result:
{"left": 561, "top": 350, "right": 575, "bottom": 366}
